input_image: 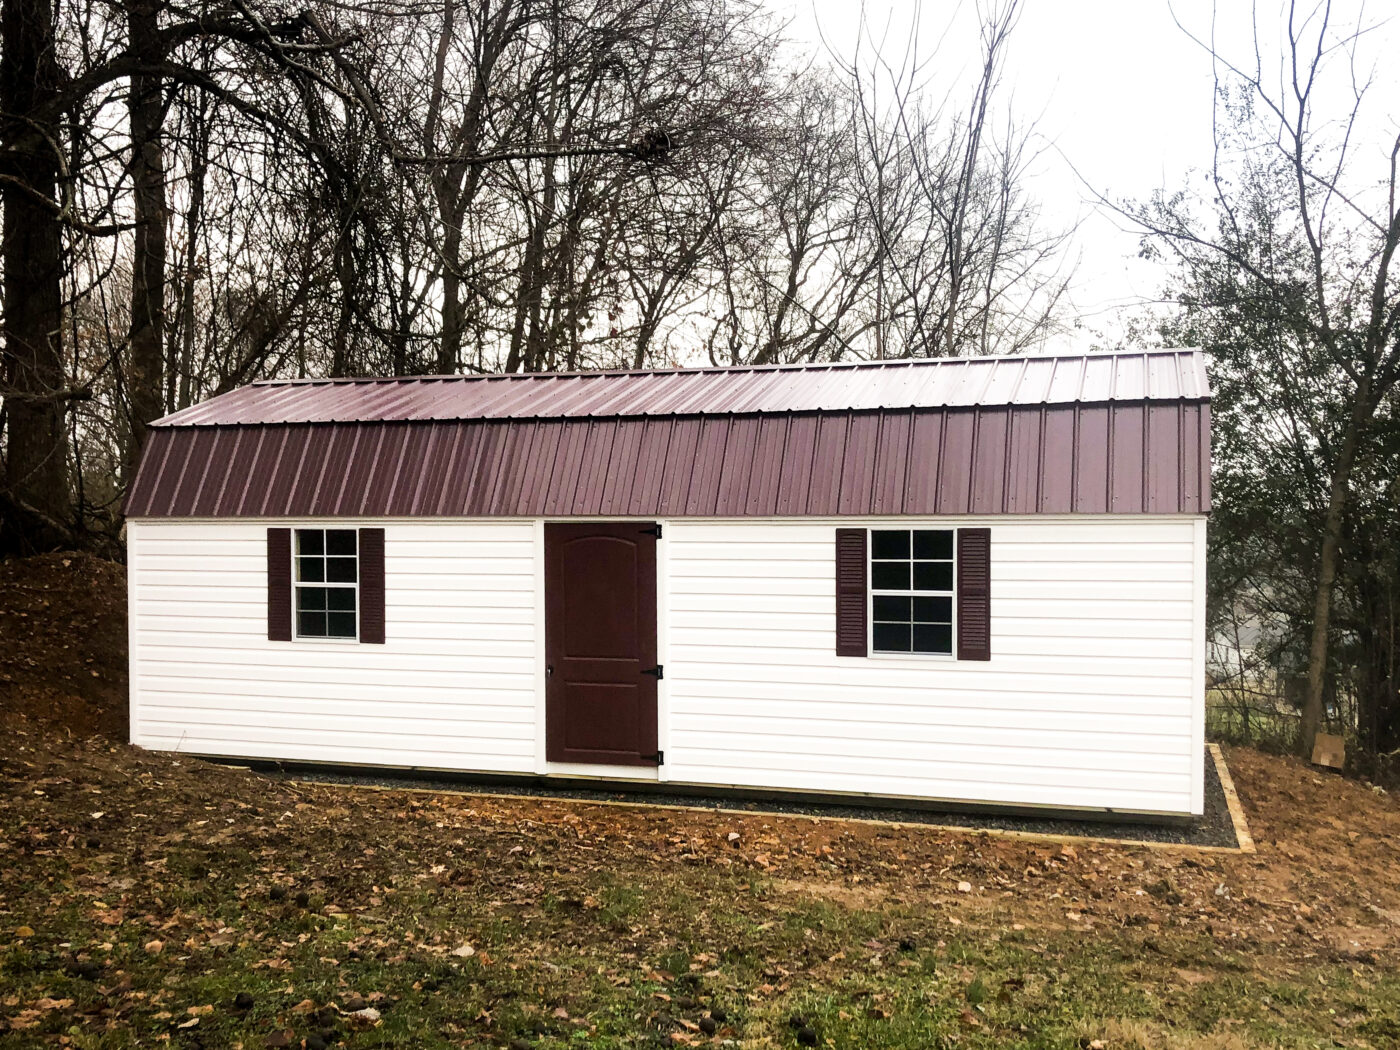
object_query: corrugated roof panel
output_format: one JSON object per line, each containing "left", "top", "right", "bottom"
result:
{"left": 869, "top": 411, "right": 911, "bottom": 515}
{"left": 152, "top": 349, "right": 1211, "bottom": 427}
{"left": 969, "top": 410, "right": 1008, "bottom": 514}
{"left": 807, "top": 414, "right": 848, "bottom": 514}
{"left": 653, "top": 419, "right": 695, "bottom": 516}
{"left": 1075, "top": 407, "right": 1110, "bottom": 514}
{"left": 712, "top": 417, "right": 756, "bottom": 514}
{"left": 775, "top": 414, "right": 818, "bottom": 515}
{"left": 935, "top": 411, "right": 974, "bottom": 514}
{"left": 1146, "top": 404, "right": 1183, "bottom": 513}
{"left": 837, "top": 413, "right": 880, "bottom": 516}
{"left": 686, "top": 417, "right": 732, "bottom": 516}
{"left": 903, "top": 412, "right": 942, "bottom": 515}
{"left": 599, "top": 419, "right": 644, "bottom": 517}
{"left": 1109, "top": 404, "right": 1146, "bottom": 514}
{"left": 1038, "top": 409, "right": 1077, "bottom": 513}
{"left": 1004, "top": 409, "right": 1041, "bottom": 514}
{"left": 127, "top": 404, "right": 1211, "bottom": 519}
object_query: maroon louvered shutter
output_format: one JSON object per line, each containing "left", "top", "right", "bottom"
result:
{"left": 956, "top": 527, "right": 991, "bottom": 661}
{"left": 267, "top": 528, "right": 292, "bottom": 641}
{"left": 358, "top": 527, "right": 386, "bottom": 644}
{"left": 835, "top": 527, "right": 868, "bottom": 657}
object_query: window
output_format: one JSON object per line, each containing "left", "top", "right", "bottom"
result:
{"left": 869, "top": 528, "right": 955, "bottom": 654}
{"left": 294, "top": 528, "right": 358, "bottom": 639}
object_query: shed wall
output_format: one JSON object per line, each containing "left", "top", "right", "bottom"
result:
{"left": 127, "top": 519, "right": 538, "bottom": 770}
{"left": 128, "top": 514, "right": 1205, "bottom": 815}
{"left": 664, "top": 518, "right": 1205, "bottom": 815}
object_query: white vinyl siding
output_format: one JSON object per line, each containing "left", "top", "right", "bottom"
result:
{"left": 128, "top": 519, "right": 537, "bottom": 771}
{"left": 128, "top": 513, "right": 1206, "bottom": 816}
{"left": 662, "top": 517, "right": 1205, "bottom": 815}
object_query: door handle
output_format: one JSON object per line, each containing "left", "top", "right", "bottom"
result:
{"left": 546, "top": 664, "right": 554, "bottom": 677}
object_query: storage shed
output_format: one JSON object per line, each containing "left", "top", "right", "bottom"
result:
{"left": 125, "top": 349, "right": 1211, "bottom": 817}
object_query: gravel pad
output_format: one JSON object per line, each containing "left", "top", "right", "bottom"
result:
{"left": 240, "top": 746, "right": 1242, "bottom": 849}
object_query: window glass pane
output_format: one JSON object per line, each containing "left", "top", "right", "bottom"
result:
{"left": 326, "top": 587, "right": 356, "bottom": 613}
{"left": 297, "top": 586, "right": 328, "bottom": 612}
{"left": 325, "top": 556, "right": 357, "bottom": 583}
{"left": 871, "top": 561, "right": 910, "bottom": 590}
{"left": 296, "top": 530, "right": 323, "bottom": 556}
{"left": 913, "top": 595, "right": 953, "bottom": 623}
{"left": 873, "top": 595, "right": 911, "bottom": 622}
{"left": 297, "top": 610, "right": 327, "bottom": 637}
{"left": 326, "top": 530, "right": 358, "bottom": 556}
{"left": 873, "top": 622, "right": 911, "bottom": 652}
{"left": 913, "top": 623, "right": 953, "bottom": 654}
{"left": 326, "top": 612, "right": 357, "bottom": 638}
{"left": 913, "top": 530, "right": 953, "bottom": 559}
{"left": 296, "top": 556, "right": 324, "bottom": 583}
{"left": 913, "top": 561, "right": 954, "bottom": 591}
{"left": 871, "top": 530, "right": 910, "bottom": 559}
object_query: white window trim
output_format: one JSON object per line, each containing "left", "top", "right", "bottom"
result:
{"left": 292, "top": 527, "right": 360, "bottom": 643}
{"left": 866, "top": 526, "right": 957, "bottom": 659}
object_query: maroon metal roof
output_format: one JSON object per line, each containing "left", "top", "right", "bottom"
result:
{"left": 126, "top": 402, "right": 1211, "bottom": 518}
{"left": 152, "top": 350, "right": 1210, "bottom": 427}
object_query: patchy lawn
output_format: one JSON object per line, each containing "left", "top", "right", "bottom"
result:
{"left": 3, "top": 729, "right": 1400, "bottom": 1050}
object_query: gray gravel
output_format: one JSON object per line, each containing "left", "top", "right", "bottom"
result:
{"left": 243, "top": 746, "right": 1240, "bottom": 850}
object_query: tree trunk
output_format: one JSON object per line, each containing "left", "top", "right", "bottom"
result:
{"left": 1299, "top": 381, "right": 1370, "bottom": 757}
{"left": 125, "top": 0, "right": 168, "bottom": 483}
{"left": 0, "top": 0, "right": 70, "bottom": 552}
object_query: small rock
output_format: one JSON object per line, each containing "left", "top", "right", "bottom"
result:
{"left": 232, "top": 992, "right": 254, "bottom": 1011}
{"left": 144, "top": 939, "right": 164, "bottom": 955}
{"left": 796, "top": 1025, "right": 818, "bottom": 1046}
{"left": 264, "top": 1033, "right": 292, "bottom": 1049}
{"left": 710, "top": 1007, "right": 728, "bottom": 1023}
{"left": 508, "top": 1039, "right": 532, "bottom": 1050}
{"left": 342, "top": 996, "right": 366, "bottom": 1013}
{"left": 348, "top": 1007, "right": 381, "bottom": 1023}
{"left": 268, "top": 886, "right": 287, "bottom": 902}
{"left": 957, "top": 881, "right": 972, "bottom": 893}
{"left": 675, "top": 996, "right": 697, "bottom": 1010}
{"left": 293, "top": 891, "right": 310, "bottom": 908}
{"left": 699, "top": 1016, "right": 717, "bottom": 1035}
{"left": 726, "top": 832, "right": 741, "bottom": 843}
{"left": 787, "top": 1015, "right": 809, "bottom": 1029}
{"left": 451, "top": 943, "right": 475, "bottom": 957}
{"left": 305, "top": 1037, "right": 327, "bottom": 1050}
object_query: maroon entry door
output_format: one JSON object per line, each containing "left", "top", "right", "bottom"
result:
{"left": 545, "top": 522, "right": 659, "bottom": 766}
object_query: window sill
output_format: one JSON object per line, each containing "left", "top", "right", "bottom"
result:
{"left": 866, "top": 650, "right": 958, "bottom": 662}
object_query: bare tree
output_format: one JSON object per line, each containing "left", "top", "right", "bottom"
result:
{"left": 1131, "top": 1, "right": 1400, "bottom": 757}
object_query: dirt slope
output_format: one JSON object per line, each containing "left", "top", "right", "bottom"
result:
{"left": 0, "top": 552, "right": 128, "bottom": 738}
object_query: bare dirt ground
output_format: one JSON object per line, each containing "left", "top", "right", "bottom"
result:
{"left": 3, "top": 552, "right": 1400, "bottom": 1048}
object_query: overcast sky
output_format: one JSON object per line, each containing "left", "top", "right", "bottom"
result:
{"left": 770, "top": 0, "right": 1400, "bottom": 350}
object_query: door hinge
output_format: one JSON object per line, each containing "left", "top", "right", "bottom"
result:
{"left": 640, "top": 524, "right": 662, "bottom": 538}
{"left": 641, "top": 664, "right": 664, "bottom": 680}
{"left": 642, "top": 750, "right": 664, "bottom": 765}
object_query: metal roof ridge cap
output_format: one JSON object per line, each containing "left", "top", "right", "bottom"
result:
{"left": 236, "top": 347, "right": 1185, "bottom": 387}
{"left": 146, "top": 393, "right": 1214, "bottom": 429}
